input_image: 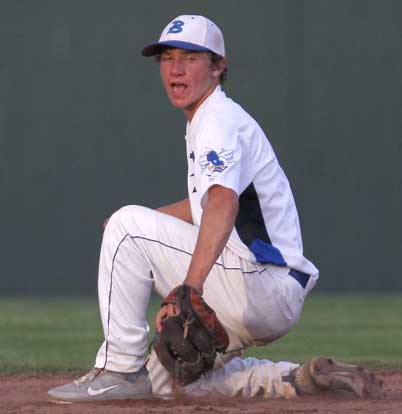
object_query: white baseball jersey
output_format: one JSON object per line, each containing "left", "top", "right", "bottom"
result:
{"left": 185, "top": 85, "right": 318, "bottom": 279}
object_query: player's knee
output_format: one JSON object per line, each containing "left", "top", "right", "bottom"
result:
{"left": 116, "top": 204, "right": 149, "bottom": 217}
{"left": 107, "top": 205, "right": 154, "bottom": 231}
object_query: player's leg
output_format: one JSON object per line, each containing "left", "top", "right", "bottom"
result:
{"left": 185, "top": 357, "right": 299, "bottom": 398}
{"left": 181, "top": 356, "right": 384, "bottom": 399}
{"left": 147, "top": 351, "right": 299, "bottom": 398}
{"left": 94, "top": 205, "right": 201, "bottom": 373}
{"left": 48, "top": 205, "right": 200, "bottom": 403}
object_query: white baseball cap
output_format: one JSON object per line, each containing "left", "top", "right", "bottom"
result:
{"left": 142, "top": 15, "right": 225, "bottom": 57}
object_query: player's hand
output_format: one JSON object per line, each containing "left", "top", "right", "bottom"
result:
{"left": 156, "top": 303, "right": 179, "bottom": 332}
{"left": 152, "top": 285, "right": 230, "bottom": 386}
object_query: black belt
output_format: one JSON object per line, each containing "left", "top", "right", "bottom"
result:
{"left": 289, "top": 269, "right": 310, "bottom": 289}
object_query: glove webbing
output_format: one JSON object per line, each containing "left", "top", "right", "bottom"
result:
{"left": 179, "top": 313, "right": 245, "bottom": 356}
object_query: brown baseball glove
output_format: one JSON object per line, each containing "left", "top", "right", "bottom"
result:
{"left": 153, "top": 284, "right": 230, "bottom": 386}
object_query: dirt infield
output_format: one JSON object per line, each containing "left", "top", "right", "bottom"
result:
{"left": 1, "top": 370, "right": 401, "bottom": 414}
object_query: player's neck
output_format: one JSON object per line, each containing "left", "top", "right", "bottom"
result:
{"left": 184, "top": 84, "right": 220, "bottom": 122}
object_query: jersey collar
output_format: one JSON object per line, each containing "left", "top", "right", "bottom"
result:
{"left": 185, "top": 85, "right": 225, "bottom": 136}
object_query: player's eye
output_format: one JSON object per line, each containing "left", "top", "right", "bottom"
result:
{"left": 161, "top": 54, "right": 173, "bottom": 62}
{"left": 185, "top": 54, "right": 197, "bottom": 62}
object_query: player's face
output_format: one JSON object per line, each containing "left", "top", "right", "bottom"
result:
{"left": 159, "top": 48, "right": 225, "bottom": 121}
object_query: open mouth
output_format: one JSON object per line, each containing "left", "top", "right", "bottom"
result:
{"left": 171, "top": 82, "right": 188, "bottom": 95}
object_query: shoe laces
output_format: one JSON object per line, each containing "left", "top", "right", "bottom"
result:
{"left": 74, "top": 367, "right": 104, "bottom": 386}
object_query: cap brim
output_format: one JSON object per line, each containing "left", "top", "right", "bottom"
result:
{"left": 142, "top": 40, "right": 212, "bottom": 56}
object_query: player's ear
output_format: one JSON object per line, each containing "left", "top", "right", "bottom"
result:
{"left": 211, "top": 56, "right": 227, "bottom": 80}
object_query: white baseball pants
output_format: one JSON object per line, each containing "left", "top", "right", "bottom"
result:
{"left": 94, "top": 205, "right": 313, "bottom": 398}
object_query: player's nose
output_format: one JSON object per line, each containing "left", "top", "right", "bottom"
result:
{"left": 170, "top": 58, "right": 185, "bottom": 76}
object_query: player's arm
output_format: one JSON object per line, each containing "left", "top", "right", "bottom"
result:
{"left": 184, "top": 185, "right": 238, "bottom": 291}
{"left": 156, "top": 185, "right": 238, "bottom": 331}
{"left": 156, "top": 198, "right": 193, "bottom": 224}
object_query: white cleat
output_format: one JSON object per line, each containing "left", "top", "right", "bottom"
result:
{"left": 48, "top": 366, "right": 152, "bottom": 403}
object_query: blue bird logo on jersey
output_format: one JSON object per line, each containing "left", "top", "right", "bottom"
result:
{"left": 199, "top": 148, "right": 234, "bottom": 180}
{"left": 206, "top": 151, "right": 225, "bottom": 171}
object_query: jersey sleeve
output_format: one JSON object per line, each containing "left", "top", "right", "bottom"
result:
{"left": 193, "top": 117, "right": 252, "bottom": 208}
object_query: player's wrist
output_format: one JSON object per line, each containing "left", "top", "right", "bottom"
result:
{"left": 183, "top": 278, "right": 204, "bottom": 295}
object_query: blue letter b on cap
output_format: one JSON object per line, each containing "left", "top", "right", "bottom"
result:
{"left": 167, "top": 20, "right": 184, "bottom": 34}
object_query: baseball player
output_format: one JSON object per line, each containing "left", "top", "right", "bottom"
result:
{"left": 48, "top": 15, "right": 383, "bottom": 402}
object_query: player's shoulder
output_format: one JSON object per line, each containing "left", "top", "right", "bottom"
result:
{"left": 196, "top": 89, "right": 259, "bottom": 133}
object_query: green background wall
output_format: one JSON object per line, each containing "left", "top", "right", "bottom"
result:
{"left": 1, "top": 0, "right": 401, "bottom": 295}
